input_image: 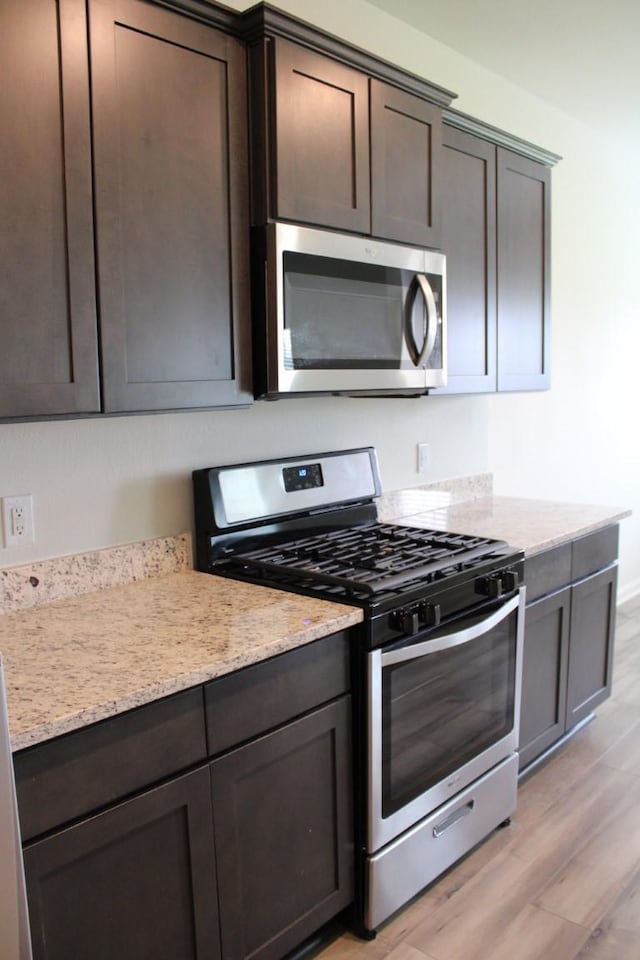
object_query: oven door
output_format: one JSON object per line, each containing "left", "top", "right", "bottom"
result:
{"left": 264, "top": 223, "right": 446, "bottom": 395}
{"left": 367, "top": 588, "right": 525, "bottom": 853}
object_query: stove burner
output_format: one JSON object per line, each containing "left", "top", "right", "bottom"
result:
{"left": 220, "top": 523, "right": 508, "bottom": 597}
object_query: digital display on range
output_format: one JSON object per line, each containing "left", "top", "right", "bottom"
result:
{"left": 283, "top": 463, "right": 324, "bottom": 492}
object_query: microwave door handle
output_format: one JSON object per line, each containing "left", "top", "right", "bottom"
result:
{"left": 380, "top": 589, "right": 524, "bottom": 668}
{"left": 415, "top": 273, "right": 438, "bottom": 365}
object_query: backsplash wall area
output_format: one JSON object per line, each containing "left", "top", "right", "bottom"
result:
{"left": 0, "top": 394, "right": 490, "bottom": 565}
{"left": 1, "top": 0, "right": 638, "bottom": 599}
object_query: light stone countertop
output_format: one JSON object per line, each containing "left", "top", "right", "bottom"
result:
{"left": 379, "top": 493, "right": 630, "bottom": 556}
{"left": 0, "top": 481, "right": 630, "bottom": 754}
{"left": 0, "top": 570, "right": 362, "bottom": 752}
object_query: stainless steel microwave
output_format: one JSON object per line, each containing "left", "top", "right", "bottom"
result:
{"left": 252, "top": 223, "right": 447, "bottom": 398}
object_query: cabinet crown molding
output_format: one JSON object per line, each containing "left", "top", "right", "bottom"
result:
{"left": 239, "top": 2, "right": 457, "bottom": 107}
{"left": 444, "top": 108, "right": 562, "bottom": 166}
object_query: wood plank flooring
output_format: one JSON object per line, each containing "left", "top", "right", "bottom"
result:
{"left": 321, "top": 595, "right": 640, "bottom": 960}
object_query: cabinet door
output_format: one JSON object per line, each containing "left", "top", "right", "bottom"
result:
{"left": 566, "top": 565, "right": 618, "bottom": 729}
{"left": 370, "top": 80, "right": 442, "bottom": 247}
{"left": 272, "top": 38, "right": 370, "bottom": 232}
{"left": 518, "top": 587, "right": 571, "bottom": 771}
{"left": 0, "top": 0, "right": 99, "bottom": 418}
{"left": 90, "top": 0, "right": 251, "bottom": 412}
{"left": 24, "top": 766, "right": 219, "bottom": 960}
{"left": 496, "top": 149, "right": 551, "bottom": 391}
{"left": 435, "top": 127, "right": 496, "bottom": 394}
{"left": 211, "top": 697, "right": 353, "bottom": 960}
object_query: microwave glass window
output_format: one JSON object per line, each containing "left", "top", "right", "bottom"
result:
{"left": 283, "top": 253, "right": 423, "bottom": 369}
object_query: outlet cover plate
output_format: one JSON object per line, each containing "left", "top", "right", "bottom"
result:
{"left": 417, "top": 443, "right": 430, "bottom": 474}
{"left": 2, "top": 495, "right": 35, "bottom": 547}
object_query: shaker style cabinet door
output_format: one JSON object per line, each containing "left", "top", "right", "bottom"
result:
{"left": 518, "top": 587, "right": 571, "bottom": 770}
{"left": 0, "top": 0, "right": 99, "bottom": 418}
{"left": 370, "top": 80, "right": 442, "bottom": 248}
{"left": 566, "top": 565, "right": 617, "bottom": 729}
{"left": 496, "top": 149, "right": 551, "bottom": 391}
{"left": 210, "top": 697, "right": 353, "bottom": 960}
{"left": 23, "top": 767, "right": 220, "bottom": 960}
{"left": 271, "top": 37, "right": 370, "bottom": 233}
{"left": 89, "top": 0, "right": 251, "bottom": 411}
{"left": 435, "top": 126, "right": 497, "bottom": 394}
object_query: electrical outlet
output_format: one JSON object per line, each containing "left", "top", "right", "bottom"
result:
{"left": 2, "top": 495, "right": 34, "bottom": 547}
{"left": 417, "top": 443, "right": 430, "bottom": 474}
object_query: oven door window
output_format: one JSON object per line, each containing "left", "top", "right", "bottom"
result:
{"left": 381, "top": 606, "right": 518, "bottom": 818}
{"left": 283, "top": 253, "right": 422, "bottom": 370}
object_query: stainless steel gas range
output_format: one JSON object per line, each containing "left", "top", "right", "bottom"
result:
{"left": 193, "top": 448, "right": 525, "bottom": 936}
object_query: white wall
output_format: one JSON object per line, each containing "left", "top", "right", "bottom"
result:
{"left": 1, "top": 0, "right": 638, "bottom": 598}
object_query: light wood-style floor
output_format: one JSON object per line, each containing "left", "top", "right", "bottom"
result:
{"left": 322, "top": 595, "right": 640, "bottom": 960}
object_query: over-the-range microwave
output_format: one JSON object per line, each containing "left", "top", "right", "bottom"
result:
{"left": 251, "top": 222, "right": 447, "bottom": 398}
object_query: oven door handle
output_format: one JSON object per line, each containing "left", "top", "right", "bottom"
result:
{"left": 380, "top": 589, "right": 524, "bottom": 667}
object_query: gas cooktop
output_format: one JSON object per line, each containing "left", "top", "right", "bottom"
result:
{"left": 214, "top": 522, "right": 510, "bottom": 598}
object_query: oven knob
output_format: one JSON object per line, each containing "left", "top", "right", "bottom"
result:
{"left": 475, "top": 575, "right": 503, "bottom": 598}
{"left": 394, "top": 608, "right": 420, "bottom": 635}
{"left": 502, "top": 570, "right": 519, "bottom": 592}
{"left": 419, "top": 602, "right": 441, "bottom": 627}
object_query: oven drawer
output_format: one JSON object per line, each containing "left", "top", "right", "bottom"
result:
{"left": 365, "top": 753, "right": 518, "bottom": 932}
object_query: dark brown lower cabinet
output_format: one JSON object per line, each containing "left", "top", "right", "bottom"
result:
{"left": 18, "top": 632, "right": 354, "bottom": 960}
{"left": 23, "top": 766, "right": 220, "bottom": 960}
{"left": 519, "top": 587, "right": 570, "bottom": 769}
{"left": 211, "top": 696, "right": 353, "bottom": 960}
{"left": 519, "top": 529, "right": 618, "bottom": 772}
{"left": 566, "top": 565, "right": 617, "bottom": 728}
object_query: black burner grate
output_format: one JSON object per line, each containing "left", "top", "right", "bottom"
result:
{"left": 223, "top": 523, "right": 508, "bottom": 596}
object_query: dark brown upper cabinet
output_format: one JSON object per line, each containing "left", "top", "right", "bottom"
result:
{"left": 435, "top": 121, "right": 555, "bottom": 395}
{"left": 269, "top": 38, "right": 370, "bottom": 233}
{"left": 370, "top": 80, "right": 441, "bottom": 247}
{"left": 90, "top": 0, "right": 252, "bottom": 412}
{"left": 435, "top": 126, "right": 497, "bottom": 394}
{"left": 251, "top": 36, "right": 443, "bottom": 247}
{"left": 1, "top": 0, "right": 251, "bottom": 421}
{"left": 497, "top": 149, "right": 551, "bottom": 391}
{"left": 0, "top": 0, "right": 100, "bottom": 418}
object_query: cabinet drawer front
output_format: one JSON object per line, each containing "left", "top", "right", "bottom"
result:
{"left": 572, "top": 526, "right": 619, "bottom": 582}
{"left": 524, "top": 543, "right": 572, "bottom": 602}
{"left": 15, "top": 687, "right": 206, "bottom": 841}
{"left": 205, "top": 631, "right": 350, "bottom": 755}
